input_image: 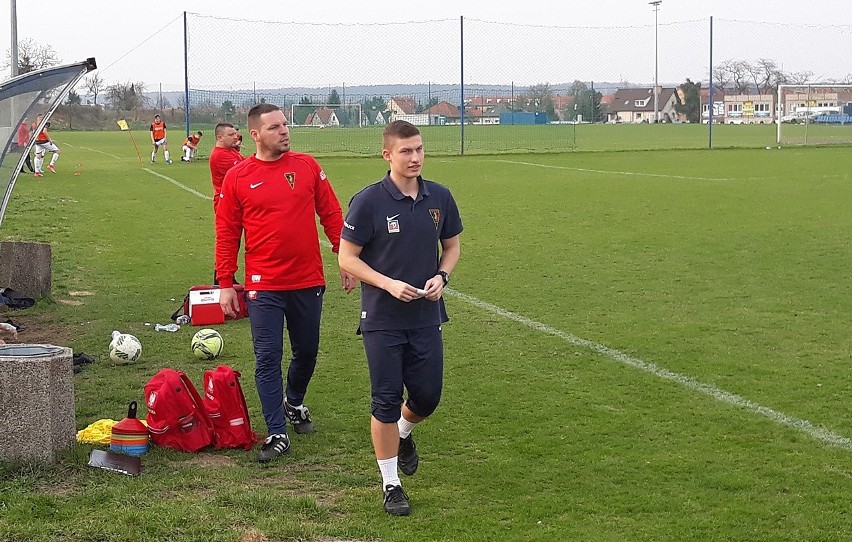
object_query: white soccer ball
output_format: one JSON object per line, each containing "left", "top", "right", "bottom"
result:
{"left": 191, "top": 328, "right": 223, "bottom": 360}
{"left": 109, "top": 333, "right": 142, "bottom": 364}
{"left": 765, "top": 146, "right": 772, "bottom": 150}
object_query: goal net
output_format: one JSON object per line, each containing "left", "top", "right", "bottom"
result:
{"left": 777, "top": 84, "right": 852, "bottom": 146}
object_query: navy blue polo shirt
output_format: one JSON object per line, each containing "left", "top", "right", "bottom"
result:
{"left": 342, "top": 174, "right": 463, "bottom": 332}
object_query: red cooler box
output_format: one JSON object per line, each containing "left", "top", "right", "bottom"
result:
{"left": 189, "top": 288, "right": 226, "bottom": 326}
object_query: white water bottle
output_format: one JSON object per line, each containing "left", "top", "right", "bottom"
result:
{"left": 155, "top": 323, "right": 180, "bottom": 332}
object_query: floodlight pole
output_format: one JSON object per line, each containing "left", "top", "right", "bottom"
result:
{"left": 10, "top": 0, "right": 18, "bottom": 77}
{"left": 650, "top": 1, "right": 661, "bottom": 124}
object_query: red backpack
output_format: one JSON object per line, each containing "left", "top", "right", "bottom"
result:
{"left": 202, "top": 365, "right": 258, "bottom": 450}
{"left": 144, "top": 368, "right": 215, "bottom": 452}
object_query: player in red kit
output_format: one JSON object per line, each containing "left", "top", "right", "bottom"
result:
{"left": 215, "top": 104, "right": 357, "bottom": 463}
{"left": 209, "top": 123, "right": 244, "bottom": 214}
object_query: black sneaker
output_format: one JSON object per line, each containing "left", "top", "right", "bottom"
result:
{"left": 284, "top": 399, "right": 315, "bottom": 434}
{"left": 398, "top": 435, "right": 419, "bottom": 476}
{"left": 383, "top": 484, "right": 411, "bottom": 516}
{"left": 73, "top": 352, "right": 96, "bottom": 366}
{"left": 257, "top": 433, "right": 290, "bottom": 463}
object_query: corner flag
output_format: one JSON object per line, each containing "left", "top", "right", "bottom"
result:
{"left": 117, "top": 119, "right": 143, "bottom": 165}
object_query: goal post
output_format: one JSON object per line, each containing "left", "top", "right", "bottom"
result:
{"left": 777, "top": 84, "right": 852, "bottom": 146}
{"left": 289, "top": 103, "right": 363, "bottom": 128}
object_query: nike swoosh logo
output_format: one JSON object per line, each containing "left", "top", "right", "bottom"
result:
{"left": 250, "top": 182, "right": 263, "bottom": 189}
{"left": 386, "top": 214, "right": 400, "bottom": 221}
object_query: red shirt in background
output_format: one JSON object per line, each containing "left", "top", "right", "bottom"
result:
{"left": 209, "top": 146, "right": 245, "bottom": 213}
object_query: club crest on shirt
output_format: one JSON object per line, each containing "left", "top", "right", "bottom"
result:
{"left": 429, "top": 209, "right": 440, "bottom": 230}
{"left": 285, "top": 172, "right": 295, "bottom": 190}
{"left": 387, "top": 213, "right": 400, "bottom": 234}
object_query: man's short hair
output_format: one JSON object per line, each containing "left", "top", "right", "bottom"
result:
{"left": 383, "top": 120, "right": 420, "bottom": 149}
{"left": 247, "top": 103, "right": 281, "bottom": 130}
{"left": 215, "top": 123, "right": 235, "bottom": 137}
{"left": 196, "top": 131, "right": 203, "bottom": 137}
{"left": 154, "top": 114, "right": 161, "bottom": 119}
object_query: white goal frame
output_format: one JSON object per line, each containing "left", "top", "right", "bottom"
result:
{"left": 289, "top": 103, "right": 363, "bottom": 128}
{"left": 777, "top": 84, "right": 852, "bottom": 144}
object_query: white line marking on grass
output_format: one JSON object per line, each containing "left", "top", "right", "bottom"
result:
{"left": 143, "top": 168, "right": 212, "bottom": 200}
{"left": 446, "top": 289, "right": 852, "bottom": 452}
{"left": 493, "top": 159, "right": 733, "bottom": 182}
{"left": 62, "top": 142, "right": 124, "bottom": 161}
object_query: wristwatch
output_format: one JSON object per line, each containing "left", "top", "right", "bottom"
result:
{"left": 437, "top": 271, "right": 450, "bottom": 286}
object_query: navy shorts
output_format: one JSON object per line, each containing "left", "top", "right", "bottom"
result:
{"left": 362, "top": 326, "right": 443, "bottom": 423}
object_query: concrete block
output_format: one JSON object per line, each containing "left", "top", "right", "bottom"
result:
{"left": 0, "top": 240, "right": 52, "bottom": 299}
{"left": 0, "top": 344, "right": 75, "bottom": 463}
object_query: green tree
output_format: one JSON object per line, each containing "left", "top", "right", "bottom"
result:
{"left": 362, "top": 96, "right": 389, "bottom": 124}
{"left": 67, "top": 89, "right": 82, "bottom": 105}
{"left": 675, "top": 79, "right": 701, "bottom": 123}
{"left": 220, "top": 100, "right": 236, "bottom": 119}
{"left": 327, "top": 89, "right": 340, "bottom": 105}
{"left": 576, "top": 89, "right": 602, "bottom": 122}
{"left": 520, "top": 83, "right": 555, "bottom": 119}
{"left": 570, "top": 80, "right": 589, "bottom": 98}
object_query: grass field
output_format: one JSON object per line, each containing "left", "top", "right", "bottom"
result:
{"left": 0, "top": 130, "right": 850, "bottom": 541}
{"left": 118, "top": 120, "right": 852, "bottom": 158}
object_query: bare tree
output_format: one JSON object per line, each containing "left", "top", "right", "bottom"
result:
{"left": 714, "top": 60, "right": 751, "bottom": 94}
{"left": 786, "top": 70, "right": 816, "bottom": 85}
{"left": 746, "top": 59, "right": 786, "bottom": 95}
{"left": 84, "top": 73, "right": 105, "bottom": 105}
{"left": 107, "top": 81, "right": 150, "bottom": 113}
{"left": 5, "top": 38, "right": 60, "bottom": 74}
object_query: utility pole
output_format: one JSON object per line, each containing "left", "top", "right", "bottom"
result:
{"left": 650, "top": 1, "right": 662, "bottom": 123}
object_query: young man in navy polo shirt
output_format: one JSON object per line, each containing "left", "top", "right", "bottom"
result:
{"left": 338, "top": 120, "right": 463, "bottom": 516}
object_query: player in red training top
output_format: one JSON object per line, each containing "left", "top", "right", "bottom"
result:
{"left": 150, "top": 114, "right": 172, "bottom": 164}
{"left": 15, "top": 117, "right": 34, "bottom": 174}
{"left": 215, "top": 104, "right": 357, "bottom": 463}
{"left": 209, "top": 123, "right": 245, "bottom": 285}
{"left": 209, "top": 123, "right": 244, "bottom": 214}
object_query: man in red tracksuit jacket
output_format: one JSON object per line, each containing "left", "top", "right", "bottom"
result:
{"left": 215, "top": 103, "right": 357, "bottom": 463}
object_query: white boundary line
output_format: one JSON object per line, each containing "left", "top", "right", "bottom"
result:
{"left": 445, "top": 289, "right": 852, "bottom": 452}
{"left": 62, "top": 142, "right": 124, "bottom": 161}
{"left": 493, "top": 158, "right": 733, "bottom": 181}
{"left": 142, "top": 168, "right": 212, "bottom": 200}
{"left": 166, "top": 175, "right": 847, "bottom": 452}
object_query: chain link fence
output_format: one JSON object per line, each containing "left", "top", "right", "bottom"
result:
{"left": 184, "top": 13, "right": 852, "bottom": 156}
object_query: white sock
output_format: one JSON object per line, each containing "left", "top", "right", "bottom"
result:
{"left": 34, "top": 156, "right": 44, "bottom": 172}
{"left": 164, "top": 150, "right": 171, "bottom": 161}
{"left": 377, "top": 457, "right": 401, "bottom": 488}
{"left": 151, "top": 151, "right": 156, "bottom": 161}
{"left": 397, "top": 417, "right": 417, "bottom": 439}
{"left": 49, "top": 154, "right": 59, "bottom": 166}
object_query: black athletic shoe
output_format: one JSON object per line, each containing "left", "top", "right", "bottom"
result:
{"left": 383, "top": 484, "right": 411, "bottom": 516}
{"left": 398, "top": 435, "right": 419, "bottom": 476}
{"left": 257, "top": 433, "right": 290, "bottom": 463}
{"left": 284, "top": 399, "right": 315, "bottom": 434}
{"left": 73, "top": 352, "right": 95, "bottom": 366}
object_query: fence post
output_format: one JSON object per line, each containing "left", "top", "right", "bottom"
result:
{"left": 183, "top": 11, "right": 190, "bottom": 137}
{"left": 460, "top": 15, "right": 465, "bottom": 156}
{"left": 708, "top": 16, "right": 713, "bottom": 149}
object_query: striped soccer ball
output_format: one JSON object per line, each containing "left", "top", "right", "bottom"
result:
{"left": 191, "top": 328, "right": 223, "bottom": 360}
{"left": 109, "top": 333, "right": 142, "bottom": 364}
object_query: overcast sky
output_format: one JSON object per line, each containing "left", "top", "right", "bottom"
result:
{"left": 2, "top": 1, "right": 850, "bottom": 91}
